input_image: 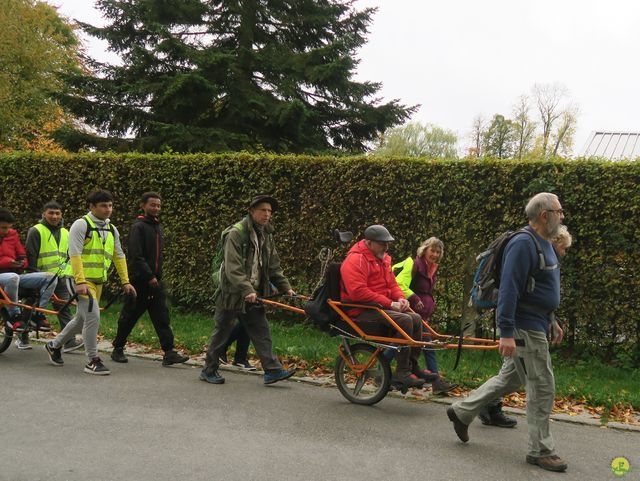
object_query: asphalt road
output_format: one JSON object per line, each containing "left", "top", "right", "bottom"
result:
{"left": 1, "top": 345, "right": 637, "bottom": 481}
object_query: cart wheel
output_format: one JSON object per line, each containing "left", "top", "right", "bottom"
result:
{"left": 0, "top": 308, "right": 13, "bottom": 354}
{"left": 335, "top": 342, "right": 391, "bottom": 405}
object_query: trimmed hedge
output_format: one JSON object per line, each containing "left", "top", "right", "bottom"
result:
{"left": 1, "top": 152, "right": 638, "bottom": 365}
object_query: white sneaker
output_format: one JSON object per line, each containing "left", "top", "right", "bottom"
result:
{"left": 15, "top": 339, "right": 32, "bottom": 350}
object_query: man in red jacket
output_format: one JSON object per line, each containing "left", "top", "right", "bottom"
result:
{"left": 340, "top": 225, "right": 427, "bottom": 389}
{"left": 0, "top": 208, "right": 57, "bottom": 333}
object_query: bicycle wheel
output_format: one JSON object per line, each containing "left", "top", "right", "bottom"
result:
{"left": 335, "top": 342, "right": 391, "bottom": 405}
{"left": 0, "top": 308, "right": 13, "bottom": 354}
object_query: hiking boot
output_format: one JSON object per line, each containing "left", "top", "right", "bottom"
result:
{"left": 413, "top": 369, "right": 440, "bottom": 382}
{"left": 447, "top": 407, "right": 469, "bottom": 443}
{"left": 264, "top": 368, "right": 296, "bottom": 385}
{"left": 526, "top": 453, "right": 568, "bottom": 472}
{"left": 199, "top": 369, "right": 225, "bottom": 384}
{"left": 31, "top": 312, "right": 51, "bottom": 332}
{"left": 232, "top": 360, "right": 257, "bottom": 371}
{"left": 15, "top": 337, "right": 32, "bottom": 350}
{"left": 62, "top": 338, "right": 84, "bottom": 353}
{"left": 162, "top": 350, "right": 189, "bottom": 366}
{"left": 45, "top": 341, "right": 63, "bottom": 366}
{"left": 478, "top": 402, "right": 517, "bottom": 427}
{"left": 110, "top": 347, "right": 128, "bottom": 363}
{"left": 432, "top": 378, "right": 458, "bottom": 395}
{"left": 84, "top": 357, "right": 110, "bottom": 375}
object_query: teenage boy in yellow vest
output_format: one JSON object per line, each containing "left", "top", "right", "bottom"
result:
{"left": 22, "top": 201, "right": 83, "bottom": 352}
{"left": 45, "top": 190, "right": 136, "bottom": 375}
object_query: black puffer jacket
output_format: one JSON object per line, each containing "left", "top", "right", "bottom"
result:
{"left": 127, "top": 215, "right": 163, "bottom": 283}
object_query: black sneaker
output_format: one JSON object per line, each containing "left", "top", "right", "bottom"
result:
{"left": 84, "top": 357, "right": 110, "bottom": 375}
{"left": 62, "top": 338, "right": 84, "bottom": 353}
{"left": 162, "top": 350, "right": 189, "bottom": 366}
{"left": 111, "top": 347, "right": 128, "bottom": 363}
{"left": 45, "top": 341, "right": 63, "bottom": 366}
{"left": 232, "top": 360, "right": 257, "bottom": 371}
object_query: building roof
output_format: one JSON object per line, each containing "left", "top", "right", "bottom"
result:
{"left": 581, "top": 132, "right": 640, "bottom": 160}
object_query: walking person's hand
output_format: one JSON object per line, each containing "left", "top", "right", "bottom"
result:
{"left": 76, "top": 283, "right": 89, "bottom": 296}
{"left": 245, "top": 292, "right": 258, "bottom": 303}
{"left": 149, "top": 277, "right": 159, "bottom": 288}
{"left": 499, "top": 337, "right": 516, "bottom": 357}
{"left": 123, "top": 283, "right": 137, "bottom": 298}
{"left": 551, "top": 321, "right": 564, "bottom": 345}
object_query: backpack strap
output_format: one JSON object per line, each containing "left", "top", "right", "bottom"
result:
{"left": 84, "top": 217, "right": 115, "bottom": 243}
{"left": 516, "top": 228, "right": 558, "bottom": 272}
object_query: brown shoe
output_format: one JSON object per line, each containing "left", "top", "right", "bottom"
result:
{"left": 432, "top": 378, "right": 458, "bottom": 395}
{"left": 447, "top": 407, "right": 469, "bottom": 443}
{"left": 526, "top": 453, "right": 568, "bottom": 472}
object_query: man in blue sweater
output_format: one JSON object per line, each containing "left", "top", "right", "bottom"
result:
{"left": 447, "top": 193, "right": 567, "bottom": 473}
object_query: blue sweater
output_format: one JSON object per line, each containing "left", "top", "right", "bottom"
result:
{"left": 497, "top": 226, "right": 560, "bottom": 338}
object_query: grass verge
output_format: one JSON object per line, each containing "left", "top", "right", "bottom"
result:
{"left": 98, "top": 305, "right": 640, "bottom": 417}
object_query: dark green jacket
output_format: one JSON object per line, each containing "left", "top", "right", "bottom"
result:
{"left": 215, "top": 215, "right": 291, "bottom": 312}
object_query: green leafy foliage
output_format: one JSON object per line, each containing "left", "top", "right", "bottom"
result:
{"left": 0, "top": 0, "right": 82, "bottom": 150}
{"left": 1, "top": 152, "right": 638, "bottom": 365}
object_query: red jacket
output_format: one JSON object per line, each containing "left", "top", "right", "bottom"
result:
{"left": 340, "top": 239, "right": 405, "bottom": 316}
{"left": 0, "top": 229, "right": 27, "bottom": 273}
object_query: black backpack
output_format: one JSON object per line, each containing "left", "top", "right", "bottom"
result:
{"left": 304, "top": 262, "right": 342, "bottom": 333}
{"left": 468, "top": 228, "right": 555, "bottom": 311}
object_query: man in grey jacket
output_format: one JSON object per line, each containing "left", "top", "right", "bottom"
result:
{"left": 200, "top": 195, "right": 296, "bottom": 385}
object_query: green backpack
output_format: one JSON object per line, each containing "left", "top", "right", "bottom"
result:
{"left": 211, "top": 221, "right": 250, "bottom": 289}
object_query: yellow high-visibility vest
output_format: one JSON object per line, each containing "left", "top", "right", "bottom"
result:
{"left": 81, "top": 215, "right": 115, "bottom": 283}
{"left": 34, "top": 224, "right": 73, "bottom": 277}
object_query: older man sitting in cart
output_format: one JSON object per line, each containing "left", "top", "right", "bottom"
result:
{"left": 340, "top": 224, "right": 433, "bottom": 391}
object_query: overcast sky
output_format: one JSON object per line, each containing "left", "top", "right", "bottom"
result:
{"left": 52, "top": 0, "right": 640, "bottom": 155}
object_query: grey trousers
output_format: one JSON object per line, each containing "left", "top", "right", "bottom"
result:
{"left": 204, "top": 305, "right": 282, "bottom": 373}
{"left": 51, "top": 284, "right": 101, "bottom": 360}
{"left": 452, "top": 328, "right": 556, "bottom": 457}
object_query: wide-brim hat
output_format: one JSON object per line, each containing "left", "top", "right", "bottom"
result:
{"left": 248, "top": 194, "right": 278, "bottom": 212}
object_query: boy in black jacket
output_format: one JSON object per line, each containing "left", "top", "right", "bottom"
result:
{"left": 111, "top": 192, "right": 188, "bottom": 366}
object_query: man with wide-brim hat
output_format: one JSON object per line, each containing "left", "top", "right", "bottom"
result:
{"left": 200, "top": 194, "right": 296, "bottom": 385}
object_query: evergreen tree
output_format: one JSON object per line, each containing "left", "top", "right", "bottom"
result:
{"left": 64, "top": 0, "right": 415, "bottom": 153}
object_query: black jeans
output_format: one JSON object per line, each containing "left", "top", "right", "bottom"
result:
{"left": 112, "top": 281, "right": 174, "bottom": 352}
{"left": 222, "top": 320, "right": 251, "bottom": 363}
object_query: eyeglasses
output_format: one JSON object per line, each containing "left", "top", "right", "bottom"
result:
{"left": 546, "top": 209, "right": 564, "bottom": 215}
